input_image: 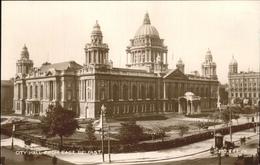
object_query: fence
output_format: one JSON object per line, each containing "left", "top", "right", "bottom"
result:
{"left": 2, "top": 122, "right": 258, "bottom": 153}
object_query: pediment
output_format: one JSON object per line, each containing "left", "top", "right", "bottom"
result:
{"left": 15, "top": 75, "right": 21, "bottom": 80}
{"left": 45, "top": 71, "right": 53, "bottom": 76}
{"left": 163, "top": 69, "right": 188, "bottom": 80}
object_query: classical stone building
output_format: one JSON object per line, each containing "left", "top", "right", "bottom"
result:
{"left": 228, "top": 56, "right": 260, "bottom": 105}
{"left": 13, "top": 13, "right": 219, "bottom": 118}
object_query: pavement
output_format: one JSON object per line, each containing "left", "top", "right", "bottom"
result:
{"left": 1, "top": 115, "right": 40, "bottom": 125}
{"left": 1, "top": 114, "right": 258, "bottom": 165}
{"left": 1, "top": 128, "right": 258, "bottom": 165}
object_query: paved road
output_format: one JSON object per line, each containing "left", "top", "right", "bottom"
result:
{"left": 143, "top": 156, "right": 237, "bottom": 165}
{"left": 1, "top": 147, "right": 75, "bottom": 165}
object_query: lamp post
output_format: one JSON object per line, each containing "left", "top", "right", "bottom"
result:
{"left": 218, "top": 150, "right": 222, "bottom": 165}
{"left": 227, "top": 105, "right": 233, "bottom": 142}
{"left": 101, "top": 104, "right": 106, "bottom": 163}
{"left": 108, "top": 125, "right": 111, "bottom": 163}
{"left": 11, "top": 122, "right": 15, "bottom": 150}
{"left": 214, "top": 132, "right": 223, "bottom": 165}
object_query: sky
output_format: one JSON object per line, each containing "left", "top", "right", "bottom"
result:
{"left": 2, "top": 1, "right": 260, "bottom": 83}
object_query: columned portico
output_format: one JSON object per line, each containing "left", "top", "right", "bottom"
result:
{"left": 178, "top": 92, "right": 201, "bottom": 115}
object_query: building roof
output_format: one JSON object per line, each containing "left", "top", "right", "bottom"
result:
{"left": 229, "top": 55, "right": 238, "bottom": 65}
{"left": 91, "top": 20, "right": 102, "bottom": 36}
{"left": 1, "top": 80, "right": 13, "bottom": 86}
{"left": 163, "top": 69, "right": 188, "bottom": 80}
{"left": 134, "top": 13, "right": 160, "bottom": 38}
{"left": 39, "top": 61, "right": 82, "bottom": 72}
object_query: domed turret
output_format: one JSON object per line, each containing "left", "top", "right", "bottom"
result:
{"left": 201, "top": 48, "right": 217, "bottom": 79}
{"left": 134, "top": 13, "right": 160, "bottom": 38}
{"left": 21, "top": 44, "right": 30, "bottom": 59}
{"left": 205, "top": 48, "right": 213, "bottom": 62}
{"left": 91, "top": 21, "right": 102, "bottom": 36}
{"left": 229, "top": 55, "right": 238, "bottom": 65}
{"left": 126, "top": 12, "right": 168, "bottom": 72}
{"left": 16, "top": 44, "right": 33, "bottom": 75}
{"left": 176, "top": 58, "right": 185, "bottom": 73}
{"left": 85, "top": 21, "right": 109, "bottom": 68}
{"left": 229, "top": 55, "right": 238, "bottom": 74}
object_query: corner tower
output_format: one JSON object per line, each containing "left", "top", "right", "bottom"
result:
{"left": 126, "top": 13, "right": 168, "bottom": 72}
{"left": 84, "top": 21, "right": 109, "bottom": 68}
{"left": 201, "top": 49, "right": 217, "bottom": 79}
{"left": 229, "top": 56, "right": 238, "bottom": 74}
{"left": 176, "top": 58, "right": 185, "bottom": 73}
{"left": 16, "top": 45, "right": 33, "bottom": 75}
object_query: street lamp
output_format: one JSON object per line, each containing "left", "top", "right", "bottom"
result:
{"left": 214, "top": 133, "right": 224, "bottom": 165}
{"left": 227, "top": 105, "right": 233, "bottom": 142}
{"left": 108, "top": 125, "right": 111, "bottom": 163}
{"left": 217, "top": 149, "right": 222, "bottom": 165}
{"left": 100, "top": 104, "right": 106, "bottom": 163}
{"left": 11, "top": 122, "right": 15, "bottom": 150}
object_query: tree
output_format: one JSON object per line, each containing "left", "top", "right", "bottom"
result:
{"left": 219, "top": 85, "right": 228, "bottom": 105}
{"left": 118, "top": 120, "right": 144, "bottom": 144}
{"left": 85, "top": 119, "right": 96, "bottom": 142}
{"left": 175, "top": 124, "right": 189, "bottom": 137}
{"left": 220, "top": 109, "right": 231, "bottom": 126}
{"left": 220, "top": 108, "right": 240, "bottom": 126}
{"left": 41, "top": 104, "right": 79, "bottom": 151}
{"left": 233, "top": 114, "right": 240, "bottom": 125}
{"left": 153, "top": 125, "right": 166, "bottom": 142}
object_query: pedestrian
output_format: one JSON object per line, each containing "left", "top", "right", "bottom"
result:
{"left": 52, "top": 156, "right": 57, "bottom": 165}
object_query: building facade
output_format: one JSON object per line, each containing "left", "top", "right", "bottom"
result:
{"left": 228, "top": 56, "right": 260, "bottom": 105}
{"left": 13, "top": 13, "right": 219, "bottom": 118}
{"left": 1, "top": 80, "right": 14, "bottom": 114}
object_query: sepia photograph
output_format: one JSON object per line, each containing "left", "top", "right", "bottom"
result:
{"left": 1, "top": 1, "right": 260, "bottom": 165}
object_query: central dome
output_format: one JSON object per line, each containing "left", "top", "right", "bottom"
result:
{"left": 134, "top": 13, "right": 160, "bottom": 38}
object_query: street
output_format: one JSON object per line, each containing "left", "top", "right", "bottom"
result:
{"left": 1, "top": 147, "right": 74, "bottom": 165}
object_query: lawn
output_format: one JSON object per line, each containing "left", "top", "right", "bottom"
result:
{"left": 14, "top": 112, "right": 221, "bottom": 145}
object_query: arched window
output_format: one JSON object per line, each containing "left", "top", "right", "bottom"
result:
{"left": 132, "top": 85, "right": 137, "bottom": 100}
{"left": 141, "top": 85, "right": 146, "bottom": 99}
{"left": 100, "top": 88, "right": 105, "bottom": 100}
{"left": 148, "top": 85, "right": 154, "bottom": 99}
{"left": 40, "top": 85, "right": 43, "bottom": 99}
{"left": 123, "top": 85, "right": 128, "bottom": 100}
{"left": 113, "top": 84, "right": 119, "bottom": 101}
{"left": 201, "top": 88, "right": 204, "bottom": 97}
{"left": 35, "top": 85, "right": 38, "bottom": 98}
{"left": 18, "top": 84, "right": 21, "bottom": 99}
{"left": 206, "top": 88, "right": 210, "bottom": 97}
{"left": 30, "top": 85, "right": 32, "bottom": 99}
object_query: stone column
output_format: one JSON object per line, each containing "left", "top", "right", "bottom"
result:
{"left": 163, "top": 82, "right": 166, "bottom": 99}
{"left": 178, "top": 100, "right": 182, "bottom": 114}
{"left": 197, "top": 101, "right": 201, "bottom": 114}
{"left": 61, "top": 79, "right": 65, "bottom": 101}
{"left": 55, "top": 80, "right": 58, "bottom": 101}
{"left": 190, "top": 100, "right": 194, "bottom": 115}
{"left": 166, "top": 52, "right": 168, "bottom": 64}
{"left": 186, "top": 100, "right": 190, "bottom": 115}
{"left": 79, "top": 80, "right": 82, "bottom": 100}
{"left": 27, "top": 83, "right": 30, "bottom": 100}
